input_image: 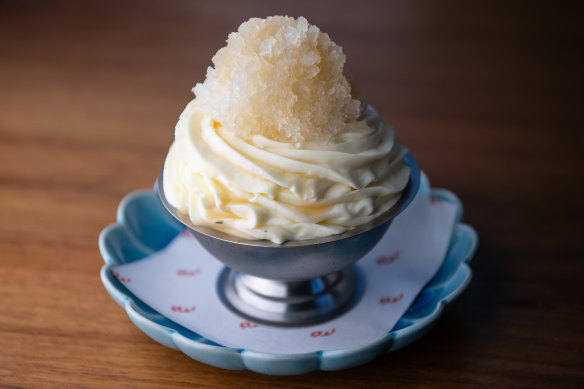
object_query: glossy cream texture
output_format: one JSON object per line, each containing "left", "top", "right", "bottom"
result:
{"left": 163, "top": 103, "right": 410, "bottom": 244}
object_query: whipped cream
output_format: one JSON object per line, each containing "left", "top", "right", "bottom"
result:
{"left": 163, "top": 103, "right": 410, "bottom": 244}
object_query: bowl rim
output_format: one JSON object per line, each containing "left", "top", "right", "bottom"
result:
{"left": 157, "top": 151, "right": 420, "bottom": 248}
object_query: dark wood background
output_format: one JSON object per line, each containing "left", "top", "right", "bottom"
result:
{"left": 1, "top": 1, "right": 582, "bottom": 387}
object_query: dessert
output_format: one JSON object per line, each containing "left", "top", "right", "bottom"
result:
{"left": 163, "top": 16, "right": 410, "bottom": 244}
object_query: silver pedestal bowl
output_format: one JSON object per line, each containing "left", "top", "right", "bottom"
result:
{"left": 157, "top": 152, "right": 420, "bottom": 327}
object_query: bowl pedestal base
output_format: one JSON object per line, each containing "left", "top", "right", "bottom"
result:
{"left": 217, "top": 266, "right": 363, "bottom": 327}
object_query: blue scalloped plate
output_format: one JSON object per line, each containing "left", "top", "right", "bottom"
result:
{"left": 99, "top": 173, "right": 477, "bottom": 375}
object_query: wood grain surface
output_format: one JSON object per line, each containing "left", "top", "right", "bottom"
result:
{"left": 1, "top": 1, "right": 583, "bottom": 387}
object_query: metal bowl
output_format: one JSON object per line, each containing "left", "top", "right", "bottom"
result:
{"left": 157, "top": 152, "right": 420, "bottom": 326}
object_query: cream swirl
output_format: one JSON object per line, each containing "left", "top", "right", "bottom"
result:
{"left": 163, "top": 102, "right": 410, "bottom": 244}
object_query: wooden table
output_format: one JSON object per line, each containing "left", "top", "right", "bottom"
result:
{"left": 1, "top": 1, "right": 582, "bottom": 387}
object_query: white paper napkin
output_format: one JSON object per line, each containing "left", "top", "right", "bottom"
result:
{"left": 112, "top": 194, "right": 457, "bottom": 354}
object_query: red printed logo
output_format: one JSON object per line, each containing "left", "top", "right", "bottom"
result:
{"left": 430, "top": 197, "right": 442, "bottom": 205}
{"left": 112, "top": 271, "right": 131, "bottom": 283}
{"left": 376, "top": 250, "right": 400, "bottom": 265}
{"left": 177, "top": 268, "right": 201, "bottom": 277}
{"left": 170, "top": 305, "right": 196, "bottom": 313}
{"left": 239, "top": 321, "right": 259, "bottom": 329}
{"left": 311, "top": 328, "right": 336, "bottom": 337}
{"left": 379, "top": 293, "right": 404, "bottom": 305}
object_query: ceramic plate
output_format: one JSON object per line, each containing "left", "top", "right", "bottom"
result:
{"left": 99, "top": 173, "right": 477, "bottom": 375}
